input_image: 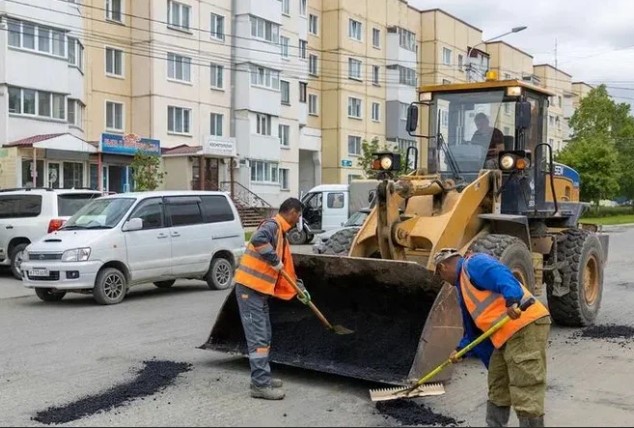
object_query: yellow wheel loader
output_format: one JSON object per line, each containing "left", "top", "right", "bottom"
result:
{"left": 202, "top": 78, "right": 609, "bottom": 387}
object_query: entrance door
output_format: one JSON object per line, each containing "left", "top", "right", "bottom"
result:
{"left": 205, "top": 158, "right": 220, "bottom": 190}
{"left": 47, "top": 162, "right": 61, "bottom": 189}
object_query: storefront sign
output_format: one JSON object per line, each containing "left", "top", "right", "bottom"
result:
{"left": 101, "top": 133, "right": 161, "bottom": 156}
{"left": 204, "top": 137, "right": 236, "bottom": 158}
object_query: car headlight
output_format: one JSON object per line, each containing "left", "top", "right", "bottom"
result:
{"left": 500, "top": 154, "right": 515, "bottom": 170}
{"left": 62, "top": 248, "right": 91, "bottom": 262}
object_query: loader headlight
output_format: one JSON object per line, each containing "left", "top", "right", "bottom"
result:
{"left": 380, "top": 156, "right": 393, "bottom": 170}
{"left": 371, "top": 152, "right": 401, "bottom": 172}
{"left": 62, "top": 248, "right": 91, "bottom": 262}
{"left": 500, "top": 154, "right": 515, "bottom": 170}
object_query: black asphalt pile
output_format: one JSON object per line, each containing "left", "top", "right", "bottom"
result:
{"left": 33, "top": 360, "right": 192, "bottom": 425}
{"left": 375, "top": 400, "right": 463, "bottom": 427}
{"left": 578, "top": 324, "right": 634, "bottom": 340}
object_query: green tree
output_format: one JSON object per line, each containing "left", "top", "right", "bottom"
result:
{"left": 357, "top": 137, "right": 410, "bottom": 178}
{"left": 130, "top": 151, "right": 165, "bottom": 191}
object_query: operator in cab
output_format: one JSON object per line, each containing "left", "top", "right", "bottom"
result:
{"left": 471, "top": 112, "right": 504, "bottom": 165}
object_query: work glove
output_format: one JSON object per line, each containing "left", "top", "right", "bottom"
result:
{"left": 273, "top": 261, "right": 284, "bottom": 272}
{"left": 295, "top": 279, "right": 311, "bottom": 305}
{"left": 449, "top": 350, "right": 462, "bottom": 364}
{"left": 507, "top": 303, "right": 521, "bottom": 320}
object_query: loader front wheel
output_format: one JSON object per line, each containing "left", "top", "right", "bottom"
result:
{"left": 545, "top": 229, "right": 603, "bottom": 327}
{"left": 469, "top": 234, "right": 535, "bottom": 293}
{"left": 323, "top": 228, "right": 360, "bottom": 255}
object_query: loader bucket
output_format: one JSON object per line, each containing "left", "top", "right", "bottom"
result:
{"left": 201, "top": 254, "right": 463, "bottom": 386}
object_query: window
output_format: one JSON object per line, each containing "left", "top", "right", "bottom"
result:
{"left": 458, "top": 54, "right": 463, "bottom": 70}
{"left": 210, "top": 63, "right": 224, "bottom": 88}
{"left": 348, "top": 135, "right": 361, "bottom": 155}
{"left": 372, "top": 65, "right": 380, "bottom": 85}
{"left": 442, "top": 79, "right": 451, "bottom": 85}
{"left": 371, "top": 102, "right": 380, "bottom": 121}
{"left": 21, "top": 160, "right": 44, "bottom": 188}
{"left": 397, "top": 138, "right": 416, "bottom": 153}
{"left": 105, "top": 47, "right": 123, "bottom": 76}
{"left": 309, "top": 54, "right": 318, "bottom": 75}
{"left": 67, "top": 99, "right": 84, "bottom": 128}
{"left": 106, "top": 0, "right": 122, "bottom": 22}
{"left": 299, "top": 0, "right": 307, "bottom": 16}
{"left": 8, "top": 87, "right": 65, "bottom": 120}
{"left": 398, "top": 28, "right": 416, "bottom": 52}
{"left": 256, "top": 114, "right": 272, "bottom": 135}
{"left": 280, "top": 80, "right": 290, "bottom": 104}
{"left": 22, "top": 22, "right": 35, "bottom": 49}
{"left": 281, "top": 0, "right": 290, "bottom": 15}
{"left": 250, "top": 65, "right": 280, "bottom": 90}
{"left": 63, "top": 162, "right": 84, "bottom": 189}
{"left": 57, "top": 194, "right": 99, "bottom": 217}
{"left": 167, "top": 106, "right": 191, "bottom": 134}
{"left": 504, "top": 101, "right": 511, "bottom": 114}
{"left": 279, "top": 124, "right": 290, "bottom": 147}
{"left": 68, "top": 38, "right": 84, "bottom": 70}
{"left": 309, "top": 14, "right": 318, "bottom": 35}
{"left": 398, "top": 66, "right": 416, "bottom": 86}
{"left": 299, "top": 82, "right": 307, "bottom": 103}
{"left": 8, "top": 20, "right": 65, "bottom": 58}
{"left": 349, "top": 19, "right": 362, "bottom": 41}
{"left": 8, "top": 19, "right": 20, "bottom": 47}
{"left": 251, "top": 161, "right": 279, "bottom": 183}
{"left": 201, "top": 195, "right": 235, "bottom": 223}
{"left": 0, "top": 195, "right": 42, "bottom": 218}
{"left": 504, "top": 73, "right": 511, "bottom": 80}
{"left": 129, "top": 198, "right": 165, "bottom": 229}
{"left": 549, "top": 115, "right": 554, "bottom": 126}
{"left": 299, "top": 39, "right": 307, "bottom": 59}
{"left": 327, "top": 193, "right": 345, "bottom": 209}
{"left": 348, "top": 97, "right": 362, "bottom": 118}
{"left": 106, "top": 101, "right": 124, "bottom": 131}
{"left": 348, "top": 58, "right": 362, "bottom": 80}
{"left": 279, "top": 168, "right": 289, "bottom": 190}
{"left": 166, "top": 200, "right": 203, "bottom": 227}
{"left": 210, "top": 13, "right": 225, "bottom": 40}
{"left": 442, "top": 47, "right": 452, "bottom": 65}
{"left": 168, "top": 0, "right": 190, "bottom": 30}
{"left": 250, "top": 16, "right": 280, "bottom": 43}
{"left": 308, "top": 94, "right": 318, "bottom": 115}
{"left": 400, "top": 102, "right": 408, "bottom": 120}
{"left": 504, "top": 126, "right": 510, "bottom": 135}
{"left": 280, "top": 36, "right": 290, "bottom": 58}
{"left": 167, "top": 53, "right": 191, "bottom": 82}
{"left": 558, "top": 96, "right": 562, "bottom": 107}
{"left": 210, "top": 113, "right": 223, "bottom": 136}
{"left": 372, "top": 28, "right": 380, "bottom": 48}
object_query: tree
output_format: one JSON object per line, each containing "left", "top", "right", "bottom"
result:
{"left": 357, "top": 137, "right": 410, "bottom": 178}
{"left": 130, "top": 151, "right": 165, "bottom": 191}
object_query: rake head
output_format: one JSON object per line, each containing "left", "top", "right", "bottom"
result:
{"left": 369, "top": 382, "right": 446, "bottom": 402}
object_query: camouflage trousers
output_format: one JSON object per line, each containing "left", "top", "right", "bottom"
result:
{"left": 488, "top": 316, "right": 551, "bottom": 418}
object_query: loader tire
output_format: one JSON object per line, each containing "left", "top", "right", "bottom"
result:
{"left": 323, "top": 228, "right": 360, "bottom": 256}
{"left": 469, "top": 234, "right": 535, "bottom": 293}
{"left": 545, "top": 229, "right": 603, "bottom": 327}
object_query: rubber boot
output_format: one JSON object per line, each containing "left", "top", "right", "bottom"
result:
{"left": 486, "top": 401, "right": 511, "bottom": 427}
{"left": 518, "top": 415, "right": 545, "bottom": 427}
{"left": 271, "top": 378, "right": 283, "bottom": 388}
{"left": 250, "top": 385, "right": 285, "bottom": 400}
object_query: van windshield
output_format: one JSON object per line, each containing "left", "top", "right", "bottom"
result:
{"left": 62, "top": 198, "right": 135, "bottom": 230}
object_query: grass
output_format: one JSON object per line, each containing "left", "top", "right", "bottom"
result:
{"left": 581, "top": 215, "right": 634, "bottom": 226}
{"left": 245, "top": 231, "right": 253, "bottom": 242}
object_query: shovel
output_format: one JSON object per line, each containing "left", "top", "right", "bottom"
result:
{"left": 280, "top": 269, "right": 354, "bottom": 335}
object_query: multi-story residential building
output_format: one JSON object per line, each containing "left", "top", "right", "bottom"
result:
{"left": 563, "top": 82, "right": 594, "bottom": 142}
{"left": 0, "top": 0, "right": 89, "bottom": 189}
{"left": 533, "top": 64, "right": 573, "bottom": 153}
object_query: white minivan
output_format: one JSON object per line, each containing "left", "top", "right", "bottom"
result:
{"left": 21, "top": 191, "right": 246, "bottom": 305}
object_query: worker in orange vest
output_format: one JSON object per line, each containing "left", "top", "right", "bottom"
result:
{"left": 433, "top": 248, "right": 551, "bottom": 428}
{"left": 234, "top": 197, "right": 310, "bottom": 400}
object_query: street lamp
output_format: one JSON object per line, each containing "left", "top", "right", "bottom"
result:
{"left": 466, "top": 26, "right": 527, "bottom": 82}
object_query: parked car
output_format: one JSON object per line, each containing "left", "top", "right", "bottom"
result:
{"left": 21, "top": 191, "right": 246, "bottom": 305}
{"left": 0, "top": 188, "right": 102, "bottom": 279}
{"left": 312, "top": 208, "right": 371, "bottom": 254}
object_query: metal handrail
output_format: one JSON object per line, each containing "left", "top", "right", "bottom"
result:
{"left": 220, "top": 181, "right": 273, "bottom": 209}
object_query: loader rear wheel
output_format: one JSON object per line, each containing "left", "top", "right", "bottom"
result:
{"left": 323, "top": 228, "right": 360, "bottom": 255}
{"left": 469, "top": 234, "right": 535, "bottom": 293}
{"left": 545, "top": 229, "right": 603, "bottom": 327}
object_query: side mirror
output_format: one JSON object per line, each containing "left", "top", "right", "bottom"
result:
{"left": 516, "top": 101, "right": 532, "bottom": 130}
{"left": 122, "top": 217, "right": 143, "bottom": 232}
{"left": 406, "top": 104, "right": 419, "bottom": 133}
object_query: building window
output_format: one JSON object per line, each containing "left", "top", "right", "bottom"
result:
{"left": 348, "top": 135, "right": 361, "bottom": 156}
{"left": 251, "top": 161, "right": 279, "bottom": 184}
{"left": 372, "top": 28, "right": 380, "bottom": 48}
{"left": 105, "top": 47, "right": 124, "bottom": 77}
{"left": 309, "top": 14, "right": 318, "bottom": 35}
{"left": 168, "top": 0, "right": 191, "bottom": 30}
{"left": 458, "top": 54, "right": 463, "bottom": 70}
{"left": 348, "top": 97, "right": 362, "bottom": 119}
{"left": 279, "top": 124, "right": 290, "bottom": 147}
{"left": 250, "top": 16, "right": 280, "bottom": 44}
{"left": 397, "top": 138, "right": 417, "bottom": 154}
{"left": 398, "top": 28, "right": 416, "bottom": 52}
{"left": 441, "top": 109, "right": 449, "bottom": 127}
{"left": 558, "top": 96, "right": 562, "bottom": 107}
{"left": 7, "top": 19, "right": 66, "bottom": 58}
{"left": 400, "top": 102, "right": 408, "bottom": 120}
{"left": 372, "top": 65, "right": 380, "bottom": 85}
{"left": 167, "top": 53, "right": 191, "bottom": 82}
{"left": 280, "top": 80, "right": 290, "bottom": 105}
{"left": 280, "top": 36, "right": 290, "bottom": 58}
{"left": 210, "top": 63, "right": 224, "bottom": 89}
{"left": 398, "top": 66, "right": 416, "bottom": 86}
{"left": 256, "top": 114, "right": 272, "bottom": 136}
{"left": 210, "top": 113, "right": 223, "bottom": 136}
{"left": 210, "top": 13, "right": 225, "bottom": 41}
{"left": 299, "top": 0, "right": 307, "bottom": 16}
{"left": 309, "top": 54, "right": 318, "bottom": 76}
{"left": 348, "top": 58, "right": 362, "bottom": 80}
{"left": 250, "top": 65, "right": 280, "bottom": 90}
{"left": 442, "top": 79, "right": 451, "bottom": 85}
{"left": 308, "top": 94, "right": 318, "bottom": 115}
{"left": 106, "top": 0, "right": 122, "bottom": 22}
{"left": 371, "top": 102, "right": 380, "bottom": 122}
{"left": 299, "top": 39, "right": 307, "bottom": 59}
{"left": 349, "top": 19, "right": 362, "bottom": 41}
{"left": 504, "top": 126, "right": 510, "bottom": 135}
{"left": 442, "top": 47, "right": 452, "bottom": 65}
{"left": 167, "top": 106, "right": 191, "bottom": 134}
{"left": 300, "top": 82, "right": 307, "bottom": 103}
{"left": 281, "top": 0, "right": 290, "bottom": 15}
{"left": 504, "top": 102, "right": 511, "bottom": 114}
{"left": 279, "top": 168, "right": 289, "bottom": 190}
{"left": 67, "top": 99, "right": 84, "bottom": 128}
{"left": 9, "top": 87, "right": 65, "bottom": 120}
{"left": 68, "top": 38, "right": 84, "bottom": 70}
{"left": 63, "top": 162, "right": 84, "bottom": 190}
{"left": 106, "top": 101, "right": 123, "bottom": 131}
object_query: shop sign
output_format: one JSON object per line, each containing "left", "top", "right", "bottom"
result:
{"left": 204, "top": 137, "right": 236, "bottom": 157}
{"left": 101, "top": 133, "right": 161, "bottom": 156}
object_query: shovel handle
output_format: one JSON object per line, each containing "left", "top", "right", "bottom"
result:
{"left": 279, "top": 269, "right": 335, "bottom": 330}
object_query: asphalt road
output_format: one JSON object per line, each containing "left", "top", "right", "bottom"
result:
{"left": 1, "top": 229, "right": 634, "bottom": 427}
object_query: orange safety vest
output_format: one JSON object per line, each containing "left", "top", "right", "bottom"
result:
{"left": 234, "top": 214, "right": 298, "bottom": 300}
{"left": 459, "top": 256, "right": 550, "bottom": 349}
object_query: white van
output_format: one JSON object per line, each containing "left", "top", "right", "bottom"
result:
{"left": 21, "top": 191, "right": 246, "bottom": 305}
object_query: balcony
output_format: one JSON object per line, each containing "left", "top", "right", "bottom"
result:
{"left": 234, "top": 17, "right": 283, "bottom": 71}
{"left": 233, "top": 68, "right": 281, "bottom": 116}
{"left": 386, "top": 32, "right": 417, "bottom": 67}
{"left": 234, "top": 0, "right": 281, "bottom": 24}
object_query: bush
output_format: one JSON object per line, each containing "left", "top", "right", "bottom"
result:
{"left": 581, "top": 205, "right": 634, "bottom": 218}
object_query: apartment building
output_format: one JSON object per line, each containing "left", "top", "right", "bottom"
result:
{"left": 533, "top": 64, "right": 573, "bottom": 153}
{"left": 563, "top": 81, "right": 594, "bottom": 141}
{"left": 0, "top": 0, "right": 89, "bottom": 189}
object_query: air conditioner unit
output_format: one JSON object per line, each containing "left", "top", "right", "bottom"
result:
{"left": 231, "top": 158, "right": 240, "bottom": 169}
{"left": 239, "top": 159, "right": 250, "bottom": 168}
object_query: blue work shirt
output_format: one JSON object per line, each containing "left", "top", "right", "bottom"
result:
{"left": 454, "top": 253, "right": 525, "bottom": 368}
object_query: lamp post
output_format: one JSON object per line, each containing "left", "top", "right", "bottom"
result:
{"left": 466, "top": 26, "right": 527, "bottom": 82}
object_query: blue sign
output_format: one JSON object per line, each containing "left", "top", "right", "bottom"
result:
{"left": 341, "top": 159, "right": 353, "bottom": 167}
{"left": 101, "top": 133, "right": 161, "bottom": 156}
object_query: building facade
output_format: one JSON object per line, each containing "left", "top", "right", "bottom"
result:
{"left": 533, "top": 64, "right": 573, "bottom": 153}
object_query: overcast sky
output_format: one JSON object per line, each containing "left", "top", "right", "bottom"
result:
{"left": 409, "top": 0, "right": 634, "bottom": 106}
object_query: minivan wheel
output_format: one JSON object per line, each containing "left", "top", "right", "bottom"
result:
{"left": 10, "top": 243, "right": 28, "bottom": 280}
{"left": 154, "top": 280, "right": 176, "bottom": 288}
{"left": 206, "top": 258, "right": 234, "bottom": 290}
{"left": 94, "top": 268, "right": 127, "bottom": 305}
{"left": 35, "top": 288, "right": 66, "bottom": 302}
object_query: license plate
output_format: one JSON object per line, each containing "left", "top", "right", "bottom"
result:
{"left": 29, "top": 268, "right": 49, "bottom": 277}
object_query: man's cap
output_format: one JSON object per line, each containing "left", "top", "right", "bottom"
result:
{"left": 432, "top": 248, "right": 462, "bottom": 271}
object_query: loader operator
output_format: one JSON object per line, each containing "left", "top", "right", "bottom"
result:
{"left": 433, "top": 248, "right": 551, "bottom": 428}
{"left": 471, "top": 112, "right": 505, "bottom": 163}
{"left": 233, "top": 197, "right": 310, "bottom": 401}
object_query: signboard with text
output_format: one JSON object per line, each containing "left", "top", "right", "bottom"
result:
{"left": 341, "top": 159, "right": 353, "bottom": 167}
{"left": 101, "top": 133, "right": 161, "bottom": 156}
{"left": 204, "top": 136, "right": 237, "bottom": 158}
